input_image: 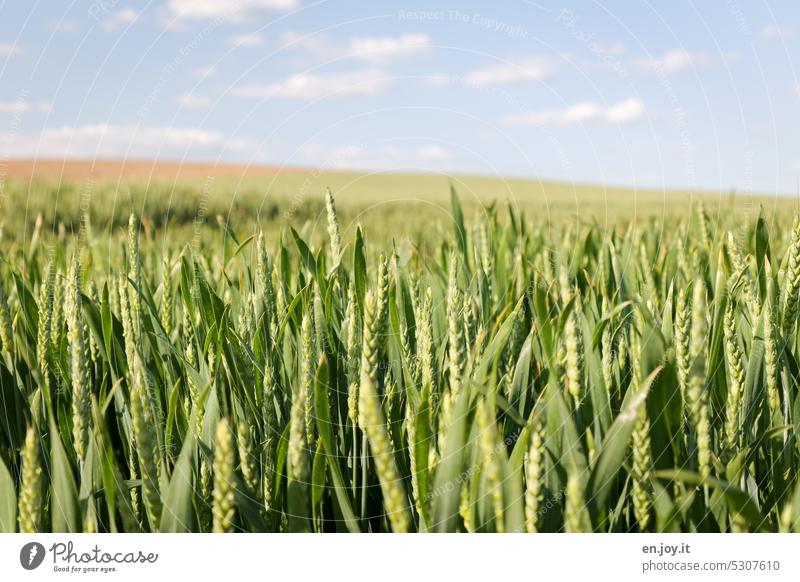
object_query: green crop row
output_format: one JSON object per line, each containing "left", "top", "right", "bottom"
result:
{"left": 1, "top": 187, "right": 799, "bottom": 533}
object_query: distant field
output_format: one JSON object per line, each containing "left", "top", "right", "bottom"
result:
{"left": 0, "top": 159, "right": 794, "bottom": 245}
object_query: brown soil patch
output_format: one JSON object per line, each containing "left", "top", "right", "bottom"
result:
{"left": 2, "top": 159, "right": 302, "bottom": 181}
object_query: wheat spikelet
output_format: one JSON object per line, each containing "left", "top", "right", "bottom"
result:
{"left": 626, "top": 314, "right": 652, "bottom": 529}
{"left": 726, "top": 232, "right": 759, "bottom": 313}
{"left": 631, "top": 403, "right": 652, "bottom": 530}
{"left": 261, "top": 353, "right": 277, "bottom": 512}
{"left": 723, "top": 297, "right": 745, "bottom": 449}
{"left": 629, "top": 319, "right": 643, "bottom": 386}
{"left": 675, "top": 286, "right": 691, "bottom": 408}
{"left": 782, "top": 217, "right": 800, "bottom": 335}
{"left": 237, "top": 419, "right": 259, "bottom": 496}
{"left": 687, "top": 279, "right": 712, "bottom": 481}
{"left": 370, "top": 255, "right": 390, "bottom": 384}
{"left": 504, "top": 305, "right": 526, "bottom": 379}
{"left": 0, "top": 277, "right": 13, "bottom": 354}
{"left": 108, "top": 274, "right": 120, "bottom": 315}
{"left": 212, "top": 418, "right": 236, "bottom": 533}
{"left": 161, "top": 255, "right": 173, "bottom": 335}
{"left": 763, "top": 263, "right": 782, "bottom": 422}
{"left": 18, "top": 426, "right": 43, "bottom": 533}
{"left": 462, "top": 294, "right": 477, "bottom": 365}
{"left": 127, "top": 214, "right": 142, "bottom": 337}
{"left": 477, "top": 221, "right": 493, "bottom": 301}
{"left": 301, "top": 310, "right": 317, "bottom": 443}
{"left": 359, "top": 290, "right": 410, "bottom": 532}
{"left": 696, "top": 201, "right": 712, "bottom": 249}
{"left": 617, "top": 330, "right": 628, "bottom": 375}
{"left": 66, "top": 259, "right": 90, "bottom": 464}
{"left": 404, "top": 399, "right": 420, "bottom": 514}
{"left": 183, "top": 312, "right": 207, "bottom": 438}
{"left": 416, "top": 288, "right": 435, "bottom": 394}
{"left": 446, "top": 253, "right": 465, "bottom": 389}
{"left": 563, "top": 288, "right": 583, "bottom": 407}
{"left": 478, "top": 220, "right": 492, "bottom": 274}
{"left": 325, "top": 188, "right": 342, "bottom": 263}
{"left": 438, "top": 260, "right": 467, "bottom": 451}
{"left": 564, "top": 472, "right": 591, "bottom": 532}
{"left": 128, "top": 446, "right": 141, "bottom": 523}
{"left": 601, "top": 298, "right": 615, "bottom": 401}
{"left": 275, "top": 285, "right": 287, "bottom": 330}
{"left": 401, "top": 316, "right": 417, "bottom": 383}
{"left": 558, "top": 264, "right": 570, "bottom": 303}
{"left": 256, "top": 232, "right": 278, "bottom": 340}
{"left": 690, "top": 389, "right": 711, "bottom": 484}
{"left": 690, "top": 279, "right": 708, "bottom": 359}
{"left": 288, "top": 321, "right": 310, "bottom": 488}
{"left": 524, "top": 419, "right": 545, "bottom": 533}
{"left": 127, "top": 214, "right": 140, "bottom": 281}
{"left": 130, "top": 354, "right": 162, "bottom": 531}
{"left": 51, "top": 273, "right": 65, "bottom": 351}
{"left": 344, "top": 285, "right": 361, "bottom": 426}
{"left": 85, "top": 280, "right": 100, "bottom": 365}
{"left": 119, "top": 274, "right": 136, "bottom": 368}
{"left": 36, "top": 262, "right": 54, "bottom": 379}
{"left": 476, "top": 399, "right": 504, "bottom": 532}
{"left": 458, "top": 480, "right": 475, "bottom": 532}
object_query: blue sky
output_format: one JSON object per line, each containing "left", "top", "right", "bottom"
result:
{"left": 1, "top": 0, "right": 799, "bottom": 193}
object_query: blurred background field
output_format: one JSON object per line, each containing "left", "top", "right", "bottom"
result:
{"left": 1, "top": 159, "right": 796, "bottom": 249}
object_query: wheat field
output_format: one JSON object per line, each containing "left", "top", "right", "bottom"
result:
{"left": 1, "top": 179, "right": 799, "bottom": 533}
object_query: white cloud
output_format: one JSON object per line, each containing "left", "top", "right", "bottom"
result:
{"left": 0, "top": 100, "right": 51, "bottom": 113}
{"left": 232, "top": 70, "right": 393, "bottom": 100}
{"left": 51, "top": 20, "right": 79, "bottom": 33}
{"left": 631, "top": 49, "right": 711, "bottom": 74}
{"left": 176, "top": 93, "right": 212, "bottom": 109}
{"left": 228, "top": 33, "right": 265, "bottom": 47}
{"left": 501, "top": 97, "right": 645, "bottom": 127}
{"left": 101, "top": 8, "right": 141, "bottom": 31}
{"left": 348, "top": 33, "right": 431, "bottom": 64}
{"left": 464, "top": 56, "right": 557, "bottom": 85}
{"left": 0, "top": 43, "right": 20, "bottom": 56}
{"left": 298, "top": 142, "right": 455, "bottom": 171}
{"left": 280, "top": 32, "right": 432, "bottom": 65}
{"left": 415, "top": 144, "right": 454, "bottom": 162}
{"left": 721, "top": 50, "right": 740, "bottom": 64}
{"left": 761, "top": 25, "right": 795, "bottom": 40}
{"left": 0, "top": 124, "right": 253, "bottom": 158}
{"left": 167, "top": 0, "right": 298, "bottom": 22}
